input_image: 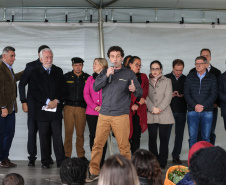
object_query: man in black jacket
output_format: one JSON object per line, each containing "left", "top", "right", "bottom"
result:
{"left": 189, "top": 48, "right": 221, "bottom": 145}
{"left": 29, "top": 48, "right": 65, "bottom": 168}
{"left": 19, "top": 45, "right": 53, "bottom": 167}
{"left": 165, "top": 59, "right": 187, "bottom": 164}
{"left": 184, "top": 56, "right": 217, "bottom": 148}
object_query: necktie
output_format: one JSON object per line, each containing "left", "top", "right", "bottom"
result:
{"left": 47, "top": 69, "right": 50, "bottom": 75}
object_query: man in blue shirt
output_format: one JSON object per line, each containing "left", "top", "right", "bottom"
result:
{"left": 184, "top": 56, "right": 217, "bottom": 148}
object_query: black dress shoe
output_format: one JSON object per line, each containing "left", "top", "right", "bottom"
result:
{"left": 28, "top": 160, "right": 35, "bottom": 167}
{"left": 42, "top": 164, "right": 50, "bottom": 169}
{"left": 173, "top": 157, "right": 182, "bottom": 164}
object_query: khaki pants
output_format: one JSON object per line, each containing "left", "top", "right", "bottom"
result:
{"left": 63, "top": 105, "right": 86, "bottom": 158}
{"left": 89, "top": 114, "right": 131, "bottom": 175}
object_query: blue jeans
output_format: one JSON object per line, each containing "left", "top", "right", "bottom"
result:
{"left": 0, "top": 111, "right": 15, "bottom": 161}
{"left": 168, "top": 113, "right": 186, "bottom": 159}
{"left": 187, "top": 111, "right": 213, "bottom": 148}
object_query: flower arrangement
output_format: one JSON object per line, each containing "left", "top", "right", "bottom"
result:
{"left": 168, "top": 166, "right": 189, "bottom": 184}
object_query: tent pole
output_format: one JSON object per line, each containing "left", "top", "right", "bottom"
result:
{"left": 98, "top": 8, "right": 113, "bottom": 156}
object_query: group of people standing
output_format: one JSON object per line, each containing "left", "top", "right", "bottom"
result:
{"left": 0, "top": 45, "right": 225, "bottom": 183}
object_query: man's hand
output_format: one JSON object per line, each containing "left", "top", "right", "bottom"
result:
{"left": 1, "top": 108, "right": 8, "bottom": 117}
{"left": 47, "top": 99, "right": 58, "bottom": 109}
{"left": 95, "top": 106, "right": 101, "bottom": 112}
{"left": 106, "top": 67, "right": 114, "bottom": 77}
{"left": 131, "top": 104, "right": 139, "bottom": 111}
{"left": 195, "top": 104, "right": 204, "bottom": 112}
{"left": 129, "top": 80, "right": 136, "bottom": 92}
{"left": 152, "top": 107, "right": 161, "bottom": 114}
{"left": 22, "top": 103, "right": 28, "bottom": 113}
{"left": 139, "top": 98, "right": 145, "bottom": 105}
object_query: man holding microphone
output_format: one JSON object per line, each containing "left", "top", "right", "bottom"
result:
{"left": 86, "top": 46, "right": 143, "bottom": 182}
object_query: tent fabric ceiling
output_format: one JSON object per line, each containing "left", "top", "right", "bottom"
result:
{"left": 1, "top": 0, "right": 226, "bottom": 10}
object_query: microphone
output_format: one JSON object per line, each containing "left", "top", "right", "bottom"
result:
{"left": 108, "top": 65, "right": 115, "bottom": 83}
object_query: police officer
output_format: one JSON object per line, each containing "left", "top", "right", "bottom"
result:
{"left": 63, "top": 57, "right": 89, "bottom": 161}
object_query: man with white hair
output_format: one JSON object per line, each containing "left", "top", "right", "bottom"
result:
{"left": 29, "top": 48, "right": 65, "bottom": 168}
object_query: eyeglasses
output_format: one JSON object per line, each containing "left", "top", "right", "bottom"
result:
{"left": 195, "top": 63, "right": 205, "bottom": 66}
{"left": 151, "top": 68, "right": 160, "bottom": 71}
{"left": 135, "top": 63, "right": 142, "bottom": 68}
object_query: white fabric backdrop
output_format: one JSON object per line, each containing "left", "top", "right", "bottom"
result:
{"left": 0, "top": 22, "right": 225, "bottom": 160}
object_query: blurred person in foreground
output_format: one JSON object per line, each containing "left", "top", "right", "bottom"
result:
{"left": 2, "top": 173, "right": 24, "bottom": 185}
{"left": 98, "top": 154, "right": 140, "bottom": 185}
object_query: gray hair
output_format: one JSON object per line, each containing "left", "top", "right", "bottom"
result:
{"left": 2, "top": 46, "right": 15, "bottom": 55}
{"left": 195, "top": 56, "right": 208, "bottom": 64}
{"left": 40, "top": 48, "right": 53, "bottom": 59}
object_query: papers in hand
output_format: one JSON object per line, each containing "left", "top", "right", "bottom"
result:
{"left": 42, "top": 106, "right": 57, "bottom": 112}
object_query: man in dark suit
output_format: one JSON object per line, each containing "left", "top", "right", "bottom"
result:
{"left": 29, "top": 48, "right": 65, "bottom": 168}
{"left": 189, "top": 48, "right": 221, "bottom": 145}
{"left": 0, "top": 46, "right": 23, "bottom": 168}
{"left": 19, "top": 45, "right": 52, "bottom": 167}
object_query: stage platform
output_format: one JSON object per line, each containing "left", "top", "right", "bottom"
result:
{"left": 0, "top": 160, "right": 188, "bottom": 185}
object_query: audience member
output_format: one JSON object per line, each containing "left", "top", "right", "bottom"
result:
{"left": 60, "top": 157, "right": 87, "bottom": 185}
{"left": 84, "top": 58, "right": 108, "bottom": 167}
{"left": 165, "top": 59, "right": 187, "bottom": 164}
{"left": 219, "top": 71, "right": 226, "bottom": 130}
{"left": 184, "top": 56, "right": 217, "bottom": 148}
{"left": 98, "top": 154, "right": 140, "bottom": 185}
{"left": 132, "top": 149, "right": 163, "bottom": 185}
{"left": 64, "top": 57, "right": 90, "bottom": 161}
{"left": 189, "top": 146, "right": 226, "bottom": 185}
{"left": 2, "top": 173, "right": 24, "bottom": 185}
{"left": 0, "top": 46, "right": 23, "bottom": 168}
{"left": 177, "top": 141, "right": 213, "bottom": 185}
{"left": 146, "top": 60, "right": 174, "bottom": 168}
{"left": 127, "top": 56, "right": 149, "bottom": 154}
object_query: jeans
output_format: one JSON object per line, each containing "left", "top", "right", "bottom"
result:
{"left": 187, "top": 111, "right": 213, "bottom": 148}
{"left": 0, "top": 111, "right": 15, "bottom": 161}
{"left": 197, "top": 108, "right": 218, "bottom": 145}
{"left": 168, "top": 113, "right": 186, "bottom": 159}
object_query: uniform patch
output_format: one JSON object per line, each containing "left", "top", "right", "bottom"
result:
{"left": 66, "top": 81, "right": 74, "bottom": 83}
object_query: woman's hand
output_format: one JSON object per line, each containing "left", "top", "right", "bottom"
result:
{"left": 152, "top": 107, "right": 162, "bottom": 114}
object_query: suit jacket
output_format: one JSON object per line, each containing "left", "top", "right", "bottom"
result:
{"left": 0, "top": 61, "right": 23, "bottom": 114}
{"left": 19, "top": 58, "right": 41, "bottom": 103}
{"left": 29, "top": 64, "right": 66, "bottom": 122}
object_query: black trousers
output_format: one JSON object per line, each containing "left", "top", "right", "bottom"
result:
{"left": 130, "top": 113, "right": 141, "bottom": 155}
{"left": 37, "top": 119, "right": 65, "bottom": 166}
{"left": 148, "top": 123, "right": 171, "bottom": 167}
{"left": 27, "top": 100, "right": 38, "bottom": 161}
{"left": 86, "top": 114, "right": 107, "bottom": 167}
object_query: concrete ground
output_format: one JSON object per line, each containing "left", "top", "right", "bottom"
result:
{"left": 0, "top": 160, "right": 188, "bottom": 185}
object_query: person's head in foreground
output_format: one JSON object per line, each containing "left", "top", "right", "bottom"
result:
{"left": 60, "top": 157, "right": 88, "bottom": 185}
{"left": 2, "top": 173, "right": 24, "bottom": 185}
{"left": 189, "top": 146, "right": 226, "bottom": 185}
{"left": 132, "top": 149, "right": 163, "bottom": 185}
{"left": 98, "top": 154, "right": 140, "bottom": 185}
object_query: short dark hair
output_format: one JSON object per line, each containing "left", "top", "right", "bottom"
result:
{"left": 2, "top": 173, "right": 24, "bottom": 185}
{"left": 150, "top": 60, "right": 163, "bottom": 70}
{"left": 123, "top": 55, "right": 132, "bottom": 67}
{"left": 60, "top": 157, "right": 87, "bottom": 185}
{"left": 107, "top": 46, "right": 124, "bottom": 58}
{"left": 127, "top": 56, "right": 141, "bottom": 69}
{"left": 172, "top": 59, "right": 184, "bottom": 68}
{"left": 195, "top": 56, "right": 207, "bottom": 64}
{"left": 200, "top": 48, "right": 211, "bottom": 56}
{"left": 132, "top": 149, "right": 163, "bottom": 185}
{"left": 2, "top": 46, "right": 15, "bottom": 55}
{"left": 38, "top": 45, "right": 50, "bottom": 53}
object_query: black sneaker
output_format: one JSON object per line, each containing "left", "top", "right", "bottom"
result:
{"left": 173, "top": 157, "right": 182, "bottom": 164}
{"left": 28, "top": 160, "right": 35, "bottom": 167}
{"left": 86, "top": 170, "right": 99, "bottom": 183}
